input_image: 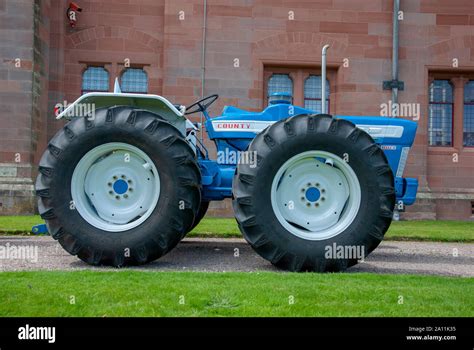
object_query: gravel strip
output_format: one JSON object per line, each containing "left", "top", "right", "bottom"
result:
{"left": 0, "top": 236, "right": 472, "bottom": 277}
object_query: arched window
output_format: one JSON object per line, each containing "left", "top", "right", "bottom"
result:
{"left": 82, "top": 67, "right": 109, "bottom": 94}
{"left": 121, "top": 68, "right": 148, "bottom": 93}
{"left": 267, "top": 74, "right": 293, "bottom": 98}
{"left": 428, "top": 80, "right": 453, "bottom": 146}
{"left": 304, "top": 75, "right": 330, "bottom": 113}
{"left": 464, "top": 80, "right": 474, "bottom": 146}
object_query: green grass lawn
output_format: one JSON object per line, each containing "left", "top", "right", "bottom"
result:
{"left": 0, "top": 271, "right": 472, "bottom": 317}
{"left": 0, "top": 215, "right": 42, "bottom": 234}
{"left": 189, "top": 218, "right": 474, "bottom": 242}
{"left": 0, "top": 215, "right": 473, "bottom": 242}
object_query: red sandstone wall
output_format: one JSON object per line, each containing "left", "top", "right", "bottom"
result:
{"left": 1, "top": 0, "right": 473, "bottom": 218}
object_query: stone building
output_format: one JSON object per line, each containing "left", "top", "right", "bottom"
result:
{"left": 0, "top": 0, "right": 473, "bottom": 219}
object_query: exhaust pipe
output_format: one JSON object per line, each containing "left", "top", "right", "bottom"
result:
{"left": 321, "top": 44, "right": 330, "bottom": 114}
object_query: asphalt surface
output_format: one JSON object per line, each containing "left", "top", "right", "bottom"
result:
{"left": 0, "top": 236, "right": 472, "bottom": 277}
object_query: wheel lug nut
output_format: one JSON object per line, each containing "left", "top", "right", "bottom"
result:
{"left": 307, "top": 182, "right": 311, "bottom": 187}
{"left": 321, "top": 189, "right": 325, "bottom": 193}
{"left": 109, "top": 191, "right": 113, "bottom": 195}
{"left": 113, "top": 176, "right": 118, "bottom": 180}
{"left": 108, "top": 182, "right": 112, "bottom": 187}
{"left": 127, "top": 180, "right": 132, "bottom": 184}
{"left": 115, "top": 196, "right": 120, "bottom": 200}
{"left": 316, "top": 183, "right": 320, "bottom": 187}
{"left": 321, "top": 197, "right": 325, "bottom": 201}
{"left": 315, "top": 203, "right": 319, "bottom": 207}
{"left": 124, "top": 194, "right": 128, "bottom": 199}
{"left": 306, "top": 203, "right": 311, "bottom": 207}
{"left": 121, "top": 175, "right": 126, "bottom": 179}
{"left": 129, "top": 188, "right": 133, "bottom": 192}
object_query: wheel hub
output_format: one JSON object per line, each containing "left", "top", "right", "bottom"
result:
{"left": 271, "top": 151, "right": 361, "bottom": 241}
{"left": 113, "top": 178, "right": 129, "bottom": 195}
{"left": 71, "top": 142, "right": 160, "bottom": 232}
{"left": 305, "top": 186, "right": 321, "bottom": 202}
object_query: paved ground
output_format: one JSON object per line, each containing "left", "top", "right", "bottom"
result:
{"left": 0, "top": 236, "right": 472, "bottom": 277}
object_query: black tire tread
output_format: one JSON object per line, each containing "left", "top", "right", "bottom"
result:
{"left": 36, "top": 106, "right": 201, "bottom": 266}
{"left": 232, "top": 114, "right": 395, "bottom": 272}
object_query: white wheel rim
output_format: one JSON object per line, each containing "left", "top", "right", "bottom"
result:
{"left": 71, "top": 142, "right": 160, "bottom": 232}
{"left": 270, "top": 151, "right": 361, "bottom": 241}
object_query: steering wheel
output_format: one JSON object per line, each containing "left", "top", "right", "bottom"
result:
{"left": 185, "top": 94, "right": 219, "bottom": 115}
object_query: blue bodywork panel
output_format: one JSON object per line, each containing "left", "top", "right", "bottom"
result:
{"left": 32, "top": 224, "right": 49, "bottom": 234}
{"left": 201, "top": 103, "right": 418, "bottom": 206}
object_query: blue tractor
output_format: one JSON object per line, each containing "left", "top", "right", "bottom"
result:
{"left": 35, "top": 49, "right": 418, "bottom": 272}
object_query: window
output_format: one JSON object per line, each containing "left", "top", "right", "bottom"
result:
{"left": 82, "top": 67, "right": 109, "bottom": 94}
{"left": 304, "top": 75, "right": 330, "bottom": 113}
{"left": 267, "top": 74, "right": 293, "bottom": 97}
{"left": 464, "top": 81, "right": 474, "bottom": 146}
{"left": 264, "top": 68, "right": 335, "bottom": 111}
{"left": 428, "top": 80, "right": 453, "bottom": 146}
{"left": 121, "top": 68, "right": 148, "bottom": 93}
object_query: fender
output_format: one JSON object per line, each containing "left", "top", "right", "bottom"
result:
{"left": 55, "top": 92, "right": 193, "bottom": 135}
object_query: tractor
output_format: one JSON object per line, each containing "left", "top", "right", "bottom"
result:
{"left": 35, "top": 47, "right": 418, "bottom": 272}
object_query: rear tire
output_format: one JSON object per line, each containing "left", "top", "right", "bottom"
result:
{"left": 188, "top": 201, "right": 210, "bottom": 232}
{"left": 35, "top": 106, "right": 201, "bottom": 266}
{"left": 232, "top": 114, "right": 395, "bottom": 272}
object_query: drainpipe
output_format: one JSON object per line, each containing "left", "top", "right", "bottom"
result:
{"left": 201, "top": 0, "right": 207, "bottom": 99}
{"left": 200, "top": 0, "right": 207, "bottom": 145}
{"left": 392, "top": 0, "right": 400, "bottom": 104}
{"left": 383, "top": 0, "right": 403, "bottom": 105}
{"left": 321, "top": 44, "right": 330, "bottom": 114}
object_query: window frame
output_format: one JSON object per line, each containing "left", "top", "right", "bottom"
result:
{"left": 81, "top": 66, "right": 110, "bottom": 95}
{"left": 463, "top": 80, "right": 474, "bottom": 147}
{"left": 120, "top": 67, "right": 149, "bottom": 94}
{"left": 303, "top": 74, "right": 330, "bottom": 114}
{"left": 427, "top": 72, "right": 474, "bottom": 151}
{"left": 267, "top": 73, "right": 294, "bottom": 100}
{"left": 428, "top": 79, "right": 454, "bottom": 147}
{"left": 264, "top": 66, "right": 335, "bottom": 112}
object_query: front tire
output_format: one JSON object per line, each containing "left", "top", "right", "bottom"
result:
{"left": 232, "top": 114, "right": 395, "bottom": 272}
{"left": 35, "top": 106, "right": 201, "bottom": 266}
